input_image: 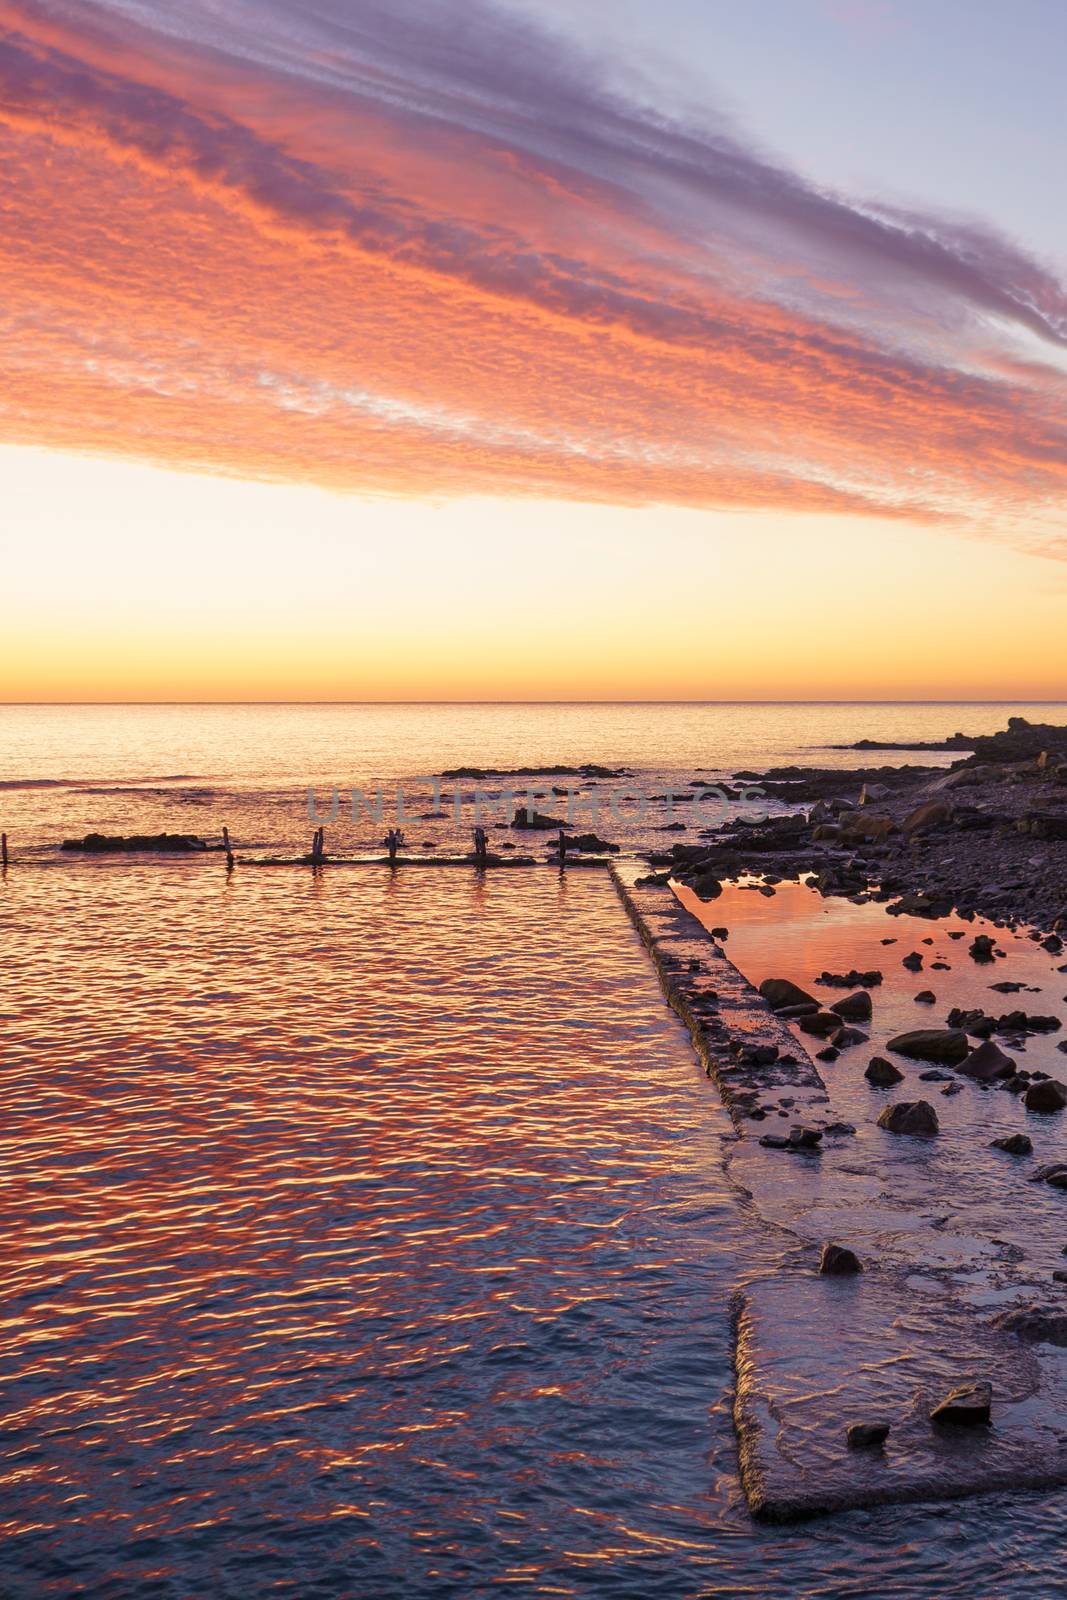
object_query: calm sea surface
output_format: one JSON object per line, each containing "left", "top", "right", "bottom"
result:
{"left": 2, "top": 705, "right": 1067, "bottom": 1596}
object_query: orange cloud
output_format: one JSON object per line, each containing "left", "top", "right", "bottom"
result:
{"left": 1, "top": 0, "right": 1066, "bottom": 544}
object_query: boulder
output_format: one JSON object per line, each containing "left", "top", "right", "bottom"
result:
{"left": 877, "top": 1100, "right": 940, "bottom": 1137}
{"left": 887, "top": 1029, "right": 970, "bottom": 1064}
{"left": 902, "top": 799, "right": 954, "bottom": 836}
{"left": 959, "top": 1040, "right": 1016, "bottom": 1082}
{"left": 865, "top": 1056, "right": 904, "bottom": 1087}
{"left": 1025, "top": 1079, "right": 1067, "bottom": 1114}
{"left": 991, "top": 1133, "right": 1033, "bottom": 1155}
{"left": 819, "top": 1243, "right": 862, "bottom": 1276}
{"left": 799, "top": 1011, "right": 845, "bottom": 1039}
{"left": 970, "top": 934, "right": 997, "bottom": 962}
{"left": 903, "top": 952, "right": 924, "bottom": 971}
{"left": 830, "top": 991, "right": 873, "bottom": 1023}
{"left": 759, "top": 978, "right": 818, "bottom": 1012}
{"left": 915, "top": 990, "right": 937, "bottom": 1005}
{"left": 930, "top": 1381, "right": 991, "bottom": 1426}
{"left": 691, "top": 872, "right": 723, "bottom": 901}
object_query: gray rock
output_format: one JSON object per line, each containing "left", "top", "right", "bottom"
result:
{"left": 1025, "top": 1079, "right": 1067, "bottom": 1114}
{"left": 991, "top": 1133, "right": 1033, "bottom": 1155}
{"left": 865, "top": 1056, "right": 904, "bottom": 1087}
{"left": 759, "top": 977, "right": 817, "bottom": 1011}
{"left": 877, "top": 1100, "right": 940, "bottom": 1137}
{"left": 887, "top": 1029, "right": 970, "bottom": 1064}
{"left": 830, "top": 991, "right": 873, "bottom": 1022}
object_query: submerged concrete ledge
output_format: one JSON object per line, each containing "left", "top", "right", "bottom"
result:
{"left": 735, "top": 1274, "right": 1067, "bottom": 1521}
{"left": 609, "top": 863, "right": 830, "bottom": 1133}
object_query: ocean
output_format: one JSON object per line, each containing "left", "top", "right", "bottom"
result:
{"left": 1, "top": 703, "right": 1066, "bottom": 1597}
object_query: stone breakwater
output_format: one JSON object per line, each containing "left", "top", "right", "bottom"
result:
{"left": 609, "top": 863, "right": 831, "bottom": 1135}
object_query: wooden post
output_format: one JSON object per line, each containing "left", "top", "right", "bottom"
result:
{"left": 311, "top": 826, "right": 325, "bottom": 865}
{"left": 223, "top": 826, "right": 235, "bottom": 871}
{"left": 0, "top": 833, "right": 7, "bottom": 870}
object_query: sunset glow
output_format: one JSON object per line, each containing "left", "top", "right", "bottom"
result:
{"left": 2, "top": 0, "right": 1066, "bottom": 697}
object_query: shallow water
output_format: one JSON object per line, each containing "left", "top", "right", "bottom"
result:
{"left": 4, "top": 864, "right": 1067, "bottom": 1595}
{"left": 1, "top": 700, "right": 1063, "bottom": 858}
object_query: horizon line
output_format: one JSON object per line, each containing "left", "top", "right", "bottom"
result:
{"left": 2, "top": 699, "right": 1066, "bottom": 709}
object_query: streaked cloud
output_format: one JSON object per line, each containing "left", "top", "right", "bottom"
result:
{"left": 2, "top": 0, "right": 1066, "bottom": 538}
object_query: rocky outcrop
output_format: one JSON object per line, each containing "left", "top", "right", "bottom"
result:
{"left": 62, "top": 832, "right": 211, "bottom": 853}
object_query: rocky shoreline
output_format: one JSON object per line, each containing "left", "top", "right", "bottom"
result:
{"left": 657, "top": 717, "right": 1067, "bottom": 936}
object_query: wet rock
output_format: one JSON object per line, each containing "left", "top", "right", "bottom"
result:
{"left": 511, "top": 808, "right": 565, "bottom": 830}
{"left": 959, "top": 1040, "right": 1016, "bottom": 1082}
{"left": 915, "top": 990, "right": 937, "bottom": 1004}
{"left": 942, "top": 1082, "right": 965, "bottom": 1096}
{"left": 559, "top": 832, "right": 619, "bottom": 854}
{"left": 903, "top": 952, "right": 924, "bottom": 971}
{"left": 883, "top": 1100, "right": 940, "bottom": 1139}
{"left": 902, "top": 799, "right": 954, "bottom": 836}
{"left": 691, "top": 872, "right": 723, "bottom": 901}
{"left": 815, "top": 969, "right": 882, "bottom": 988}
{"left": 992, "top": 1305, "right": 1067, "bottom": 1346}
{"left": 1025, "top": 1079, "right": 1067, "bottom": 1113}
{"left": 847, "top": 1421, "right": 890, "bottom": 1449}
{"left": 816, "top": 1046, "right": 840, "bottom": 1062}
{"left": 991, "top": 1133, "right": 1033, "bottom": 1155}
{"left": 865, "top": 1056, "right": 904, "bottom": 1087}
{"left": 1029, "top": 1164, "right": 1067, "bottom": 1187}
{"left": 799, "top": 1011, "right": 845, "bottom": 1038}
{"left": 830, "top": 991, "right": 873, "bottom": 1022}
{"left": 930, "top": 1381, "right": 992, "bottom": 1426}
{"left": 789, "top": 1126, "right": 823, "bottom": 1148}
{"left": 887, "top": 1029, "right": 970, "bottom": 1064}
{"left": 834, "top": 1027, "right": 869, "bottom": 1048}
{"left": 759, "top": 978, "right": 817, "bottom": 1011}
{"left": 824, "top": 1121, "right": 856, "bottom": 1137}
{"left": 778, "top": 1001, "right": 822, "bottom": 1018}
{"left": 919, "top": 1069, "right": 952, "bottom": 1082}
{"left": 877, "top": 1100, "right": 940, "bottom": 1137}
{"left": 62, "top": 832, "right": 210, "bottom": 853}
{"left": 970, "top": 934, "right": 997, "bottom": 962}
{"left": 997, "top": 1011, "right": 1061, "bottom": 1035}
{"left": 820, "top": 1243, "right": 862, "bottom": 1275}
{"left": 1041, "top": 934, "right": 1064, "bottom": 954}
{"left": 990, "top": 980, "right": 1028, "bottom": 993}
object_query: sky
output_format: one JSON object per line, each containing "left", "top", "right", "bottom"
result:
{"left": 1, "top": 0, "right": 1065, "bottom": 701}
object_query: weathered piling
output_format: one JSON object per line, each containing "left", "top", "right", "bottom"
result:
{"left": 1, "top": 833, "right": 7, "bottom": 870}
{"left": 222, "top": 827, "right": 235, "bottom": 871}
